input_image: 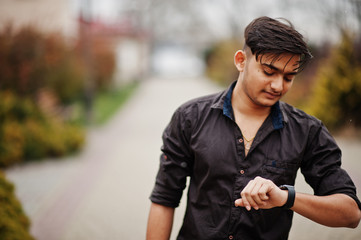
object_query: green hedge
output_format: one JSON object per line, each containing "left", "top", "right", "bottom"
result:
{"left": 0, "top": 171, "right": 34, "bottom": 240}
{"left": 0, "top": 91, "right": 85, "bottom": 168}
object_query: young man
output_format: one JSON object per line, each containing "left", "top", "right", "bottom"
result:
{"left": 147, "top": 16, "right": 361, "bottom": 240}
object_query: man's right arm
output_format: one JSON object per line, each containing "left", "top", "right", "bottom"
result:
{"left": 146, "top": 202, "right": 175, "bottom": 240}
{"left": 147, "top": 107, "right": 192, "bottom": 239}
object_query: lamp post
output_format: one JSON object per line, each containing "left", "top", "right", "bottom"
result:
{"left": 80, "top": 0, "right": 95, "bottom": 124}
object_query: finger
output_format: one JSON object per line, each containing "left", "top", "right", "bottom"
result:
{"left": 252, "top": 176, "right": 270, "bottom": 202}
{"left": 241, "top": 181, "right": 260, "bottom": 210}
{"left": 234, "top": 198, "right": 244, "bottom": 207}
{"left": 243, "top": 177, "right": 272, "bottom": 210}
{"left": 240, "top": 180, "right": 254, "bottom": 211}
{"left": 258, "top": 182, "right": 271, "bottom": 201}
{"left": 249, "top": 181, "right": 266, "bottom": 210}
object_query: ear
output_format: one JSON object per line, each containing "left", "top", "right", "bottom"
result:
{"left": 234, "top": 50, "right": 246, "bottom": 72}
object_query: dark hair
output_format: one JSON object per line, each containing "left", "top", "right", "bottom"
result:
{"left": 244, "top": 16, "right": 313, "bottom": 71}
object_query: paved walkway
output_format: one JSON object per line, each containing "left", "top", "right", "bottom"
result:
{"left": 5, "top": 76, "right": 361, "bottom": 240}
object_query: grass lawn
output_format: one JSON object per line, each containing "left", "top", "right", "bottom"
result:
{"left": 69, "top": 81, "right": 139, "bottom": 126}
{"left": 93, "top": 81, "right": 139, "bottom": 125}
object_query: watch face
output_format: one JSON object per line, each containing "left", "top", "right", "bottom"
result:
{"left": 280, "top": 185, "right": 293, "bottom": 190}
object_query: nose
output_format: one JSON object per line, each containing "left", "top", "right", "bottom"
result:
{"left": 270, "top": 76, "right": 283, "bottom": 93}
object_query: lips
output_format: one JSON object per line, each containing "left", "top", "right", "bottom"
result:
{"left": 264, "top": 91, "right": 281, "bottom": 99}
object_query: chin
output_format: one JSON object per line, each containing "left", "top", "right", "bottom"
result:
{"left": 251, "top": 95, "right": 280, "bottom": 107}
{"left": 258, "top": 99, "right": 279, "bottom": 107}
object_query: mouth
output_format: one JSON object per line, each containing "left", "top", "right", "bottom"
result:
{"left": 264, "top": 91, "right": 281, "bottom": 99}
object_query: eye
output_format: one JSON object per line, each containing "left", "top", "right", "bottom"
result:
{"left": 264, "top": 71, "right": 273, "bottom": 76}
{"left": 263, "top": 66, "right": 274, "bottom": 76}
{"left": 284, "top": 75, "right": 294, "bottom": 82}
{"left": 284, "top": 77, "right": 292, "bottom": 82}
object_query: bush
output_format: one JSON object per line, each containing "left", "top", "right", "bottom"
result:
{"left": 204, "top": 39, "right": 241, "bottom": 86}
{"left": 0, "top": 121, "right": 24, "bottom": 167}
{"left": 0, "top": 25, "right": 86, "bottom": 104}
{"left": 0, "top": 24, "right": 120, "bottom": 167}
{"left": 305, "top": 33, "right": 361, "bottom": 130}
{"left": 0, "top": 24, "right": 117, "bottom": 109}
{"left": 0, "top": 171, "right": 34, "bottom": 240}
{"left": 0, "top": 91, "right": 85, "bottom": 168}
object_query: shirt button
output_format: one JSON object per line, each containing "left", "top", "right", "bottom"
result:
{"left": 240, "top": 169, "right": 245, "bottom": 174}
{"left": 238, "top": 138, "right": 243, "bottom": 143}
{"left": 229, "top": 235, "right": 234, "bottom": 240}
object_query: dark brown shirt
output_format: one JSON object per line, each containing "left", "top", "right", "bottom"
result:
{"left": 150, "top": 81, "right": 361, "bottom": 240}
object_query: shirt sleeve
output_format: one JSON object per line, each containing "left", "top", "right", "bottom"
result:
{"left": 149, "top": 107, "right": 193, "bottom": 208}
{"left": 301, "top": 122, "right": 361, "bottom": 209}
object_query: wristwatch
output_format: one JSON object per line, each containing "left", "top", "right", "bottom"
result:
{"left": 279, "top": 185, "right": 295, "bottom": 209}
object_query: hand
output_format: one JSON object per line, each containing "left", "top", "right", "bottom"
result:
{"left": 235, "top": 176, "right": 288, "bottom": 211}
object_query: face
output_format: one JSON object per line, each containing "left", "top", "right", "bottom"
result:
{"left": 234, "top": 50, "right": 300, "bottom": 108}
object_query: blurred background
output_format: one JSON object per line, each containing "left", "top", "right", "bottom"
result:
{"left": 1, "top": 0, "right": 361, "bottom": 239}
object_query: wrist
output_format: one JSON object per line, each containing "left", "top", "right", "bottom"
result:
{"left": 280, "top": 189, "right": 288, "bottom": 206}
{"left": 279, "top": 185, "right": 295, "bottom": 209}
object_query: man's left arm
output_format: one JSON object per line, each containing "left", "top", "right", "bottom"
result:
{"left": 235, "top": 176, "right": 361, "bottom": 228}
{"left": 293, "top": 192, "right": 360, "bottom": 228}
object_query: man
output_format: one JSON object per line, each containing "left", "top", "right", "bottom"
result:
{"left": 147, "top": 16, "right": 361, "bottom": 240}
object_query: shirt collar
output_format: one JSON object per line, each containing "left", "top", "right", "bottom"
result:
{"left": 270, "top": 102, "right": 284, "bottom": 129}
{"left": 212, "top": 81, "right": 285, "bottom": 130}
{"left": 223, "top": 81, "right": 236, "bottom": 119}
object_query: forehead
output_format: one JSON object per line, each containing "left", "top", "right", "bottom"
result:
{"left": 256, "top": 53, "right": 301, "bottom": 72}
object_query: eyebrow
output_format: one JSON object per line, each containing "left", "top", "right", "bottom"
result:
{"left": 262, "top": 63, "right": 298, "bottom": 75}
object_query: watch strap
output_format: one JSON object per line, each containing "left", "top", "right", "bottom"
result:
{"left": 279, "top": 185, "right": 295, "bottom": 209}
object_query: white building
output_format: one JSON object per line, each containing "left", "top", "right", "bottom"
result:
{"left": 0, "top": 0, "right": 78, "bottom": 37}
